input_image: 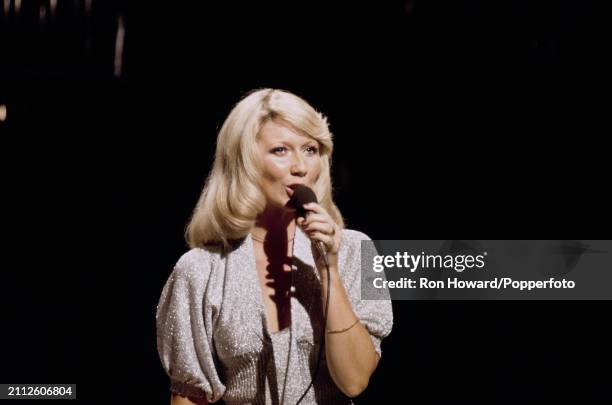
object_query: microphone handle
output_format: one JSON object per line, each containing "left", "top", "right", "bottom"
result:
{"left": 315, "top": 241, "right": 329, "bottom": 267}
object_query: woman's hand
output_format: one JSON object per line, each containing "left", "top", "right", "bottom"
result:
{"left": 297, "top": 202, "right": 342, "bottom": 271}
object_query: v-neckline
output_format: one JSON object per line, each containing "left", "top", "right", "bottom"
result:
{"left": 248, "top": 229, "right": 297, "bottom": 339}
{"left": 244, "top": 225, "right": 319, "bottom": 344}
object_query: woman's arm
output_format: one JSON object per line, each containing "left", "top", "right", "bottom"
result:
{"left": 298, "top": 205, "right": 380, "bottom": 398}
{"left": 157, "top": 250, "right": 226, "bottom": 403}
{"left": 171, "top": 393, "right": 209, "bottom": 405}
{"left": 320, "top": 266, "right": 379, "bottom": 398}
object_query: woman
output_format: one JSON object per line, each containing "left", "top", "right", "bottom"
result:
{"left": 156, "top": 89, "right": 393, "bottom": 405}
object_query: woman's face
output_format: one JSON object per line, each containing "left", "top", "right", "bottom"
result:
{"left": 257, "top": 120, "right": 322, "bottom": 212}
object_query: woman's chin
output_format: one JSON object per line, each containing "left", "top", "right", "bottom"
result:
{"left": 283, "top": 202, "right": 297, "bottom": 212}
{"left": 263, "top": 200, "right": 296, "bottom": 213}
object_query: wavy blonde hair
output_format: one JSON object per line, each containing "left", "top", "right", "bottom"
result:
{"left": 186, "top": 88, "right": 344, "bottom": 250}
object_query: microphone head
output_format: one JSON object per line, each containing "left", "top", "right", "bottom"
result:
{"left": 289, "top": 185, "right": 318, "bottom": 218}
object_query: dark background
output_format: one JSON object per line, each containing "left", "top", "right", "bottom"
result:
{"left": 1, "top": 0, "right": 610, "bottom": 403}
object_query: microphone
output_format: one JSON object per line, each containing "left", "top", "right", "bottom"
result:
{"left": 289, "top": 185, "right": 329, "bottom": 267}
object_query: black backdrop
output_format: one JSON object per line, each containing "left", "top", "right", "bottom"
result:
{"left": 1, "top": 1, "right": 610, "bottom": 403}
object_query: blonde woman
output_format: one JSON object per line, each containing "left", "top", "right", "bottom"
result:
{"left": 156, "top": 89, "right": 393, "bottom": 405}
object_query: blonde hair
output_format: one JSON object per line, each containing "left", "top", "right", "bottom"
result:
{"left": 186, "top": 88, "right": 344, "bottom": 250}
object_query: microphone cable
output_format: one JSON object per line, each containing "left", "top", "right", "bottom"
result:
{"left": 293, "top": 239, "right": 330, "bottom": 405}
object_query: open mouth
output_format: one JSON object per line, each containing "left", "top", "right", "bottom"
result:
{"left": 286, "top": 184, "right": 305, "bottom": 197}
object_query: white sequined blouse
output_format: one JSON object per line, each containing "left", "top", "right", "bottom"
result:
{"left": 156, "top": 227, "right": 393, "bottom": 404}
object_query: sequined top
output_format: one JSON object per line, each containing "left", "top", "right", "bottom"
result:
{"left": 156, "top": 227, "right": 393, "bottom": 404}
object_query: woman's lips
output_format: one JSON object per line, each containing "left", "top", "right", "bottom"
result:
{"left": 286, "top": 184, "right": 305, "bottom": 197}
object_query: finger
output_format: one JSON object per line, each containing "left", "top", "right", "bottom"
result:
{"left": 301, "top": 213, "right": 327, "bottom": 227}
{"left": 303, "top": 202, "right": 328, "bottom": 216}
{"left": 308, "top": 231, "right": 334, "bottom": 249}
{"left": 303, "top": 221, "right": 334, "bottom": 235}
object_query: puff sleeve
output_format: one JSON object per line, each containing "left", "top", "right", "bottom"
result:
{"left": 341, "top": 230, "right": 394, "bottom": 358}
{"left": 156, "top": 249, "right": 226, "bottom": 403}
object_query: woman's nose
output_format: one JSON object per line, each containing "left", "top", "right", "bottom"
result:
{"left": 290, "top": 154, "right": 307, "bottom": 176}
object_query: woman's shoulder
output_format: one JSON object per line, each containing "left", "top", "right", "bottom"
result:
{"left": 340, "top": 228, "right": 376, "bottom": 258}
{"left": 341, "top": 228, "right": 374, "bottom": 244}
{"left": 170, "top": 246, "right": 220, "bottom": 283}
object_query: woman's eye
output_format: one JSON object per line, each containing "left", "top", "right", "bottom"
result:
{"left": 272, "top": 147, "right": 287, "bottom": 155}
{"left": 305, "top": 146, "right": 319, "bottom": 155}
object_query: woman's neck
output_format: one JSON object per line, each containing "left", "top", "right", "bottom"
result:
{"left": 252, "top": 207, "right": 296, "bottom": 242}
